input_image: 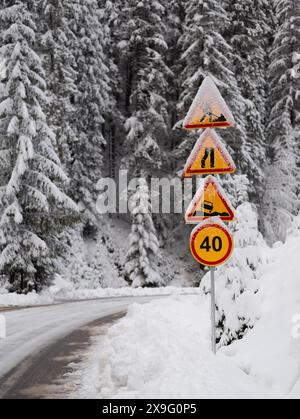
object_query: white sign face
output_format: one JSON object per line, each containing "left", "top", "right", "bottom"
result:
{"left": 0, "top": 315, "right": 6, "bottom": 339}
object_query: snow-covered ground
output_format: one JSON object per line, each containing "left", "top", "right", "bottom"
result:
{"left": 222, "top": 231, "right": 300, "bottom": 399}
{"left": 71, "top": 295, "right": 269, "bottom": 399}
{"left": 70, "top": 227, "right": 300, "bottom": 399}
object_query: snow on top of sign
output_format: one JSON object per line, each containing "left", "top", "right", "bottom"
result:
{"left": 185, "top": 175, "right": 236, "bottom": 223}
{"left": 183, "top": 129, "right": 236, "bottom": 176}
{"left": 190, "top": 217, "right": 230, "bottom": 237}
{"left": 183, "top": 76, "right": 235, "bottom": 129}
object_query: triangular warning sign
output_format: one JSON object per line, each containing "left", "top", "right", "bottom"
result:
{"left": 183, "top": 129, "right": 236, "bottom": 177}
{"left": 183, "top": 76, "right": 235, "bottom": 130}
{"left": 185, "top": 176, "right": 235, "bottom": 223}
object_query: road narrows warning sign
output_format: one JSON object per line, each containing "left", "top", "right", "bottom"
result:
{"left": 183, "top": 76, "right": 235, "bottom": 130}
{"left": 185, "top": 175, "right": 235, "bottom": 223}
{"left": 183, "top": 129, "right": 236, "bottom": 177}
{"left": 190, "top": 221, "right": 234, "bottom": 267}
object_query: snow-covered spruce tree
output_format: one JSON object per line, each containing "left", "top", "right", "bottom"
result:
{"left": 117, "top": 0, "right": 171, "bottom": 176}
{"left": 63, "top": 0, "right": 112, "bottom": 228}
{"left": 0, "top": 2, "right": 78, "bottom": 293}
{"left": 89, "top": 231, "right": 126, "bottom": 288}
{"left": 124, "top": 180, "right": 164, "bottom": 288}
{"left": 201, "top": 177, "right": 264, "bottom": 346}
{"left": 116, "top": 0, "right": 172, "bottom": 286}
{"left": 261, "top": 0, "right": 300, "bottom": 244}
{"left": 224, "top": 0, "right": 269, "bottom": 201}
{"left": 98, "top": 0, "right": 120, "bottom": 181}
{"left": 222, "top": 174, "right": 250, "bottom": 209}
{"left": 165, "top": 0, "right": 185, "bottom": 136}
{"left": 65, "top": 226, "right": 126, "bottom": 289}
{"left": 162, "top": 0, "right": 188, "bottom": 235}
{"left": 201, "top": 202, "right": 266, "bottom": 346}
{"left": 38, "top": 0, "right": 78, "bottom": 168}
{"left": 178, "top": 0, "right": 250, "bottom": 182}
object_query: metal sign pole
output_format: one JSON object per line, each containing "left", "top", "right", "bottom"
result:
{"left": 211, "top": 267, "right": 216, "bottom": 354}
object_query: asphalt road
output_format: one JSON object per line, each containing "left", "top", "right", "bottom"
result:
{"left": 0, "top": 296, "right": 159, "bottom": 399}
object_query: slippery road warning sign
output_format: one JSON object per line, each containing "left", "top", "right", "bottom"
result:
{"left": 185, "top": 175, "right": 235, "bottom": 223}
{"left": 183, "top": 129, "right": 236, "bottom": 177}
{"left": 190, "top": 220, "right": 234, "bottom": 267}
{"left": 183, "top": 76, "right": 235, "bottom": 130}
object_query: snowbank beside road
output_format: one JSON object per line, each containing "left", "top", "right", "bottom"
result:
{"left": 0, "top": 278, "right": 200, "bottom": 308}
{"left": 74, "top": 295, "right": 268, "bottom": 399}
{"left": 222, "top": 232, "right": 300, "bottom": 398}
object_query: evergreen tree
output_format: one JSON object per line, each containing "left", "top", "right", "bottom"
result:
{"left": 39, "top": 0, "right": 113, "bottom": 230}
{"left": 116, "top": 0, "right": 171, "bottom": 176}
{"left": 38, "top": 0, "right": 78, "bottom": 167}
{"left": 201, "top": 202, "right": 265, "bottom": 346}
{"left": 116, "top": 0, "right": 172, "bottom": 286}
{"left": 124, "top": 180, "right": 163, "bottom": 287}
{"left": 222, "top": 174, "right": 250, "bottom": 209}
{"left": 98, "top": 0, "right": 121, "bottom": 181}
{"left": 66, "top": 0, "right": 112, "bottom": 228}
{"left": 166, "top": 0, "right": 185, "bottom": 143}
{"left": 224, "top": 0, "right": 269, "bottom": 201}
{"left": 261, "top": 0, "right": 300, "bottom": 244}
{"left": 0, "top": 1, "right": 78, "bottom": 293}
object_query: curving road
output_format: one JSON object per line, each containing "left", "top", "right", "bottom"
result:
{"left": 0, "top": 296, "right": 161, "bottom": 399}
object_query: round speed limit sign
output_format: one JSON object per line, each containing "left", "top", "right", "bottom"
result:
{"left": 190, "top": 222, "right": 233, "bottom": 267}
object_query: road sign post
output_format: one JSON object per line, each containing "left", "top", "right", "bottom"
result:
{"left": 211, "top": 268, "right": 216, "bottom": 354}
{"left": 182, "top": 75, "right": 237, "bottom": 354}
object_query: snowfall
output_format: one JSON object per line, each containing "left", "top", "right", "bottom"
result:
{"left": 68, "top": 220, "right": 300, "bottom": 399}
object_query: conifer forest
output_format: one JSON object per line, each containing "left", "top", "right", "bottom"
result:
{"left": 0, "top": 0, "right": 299, "bottom": 294}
